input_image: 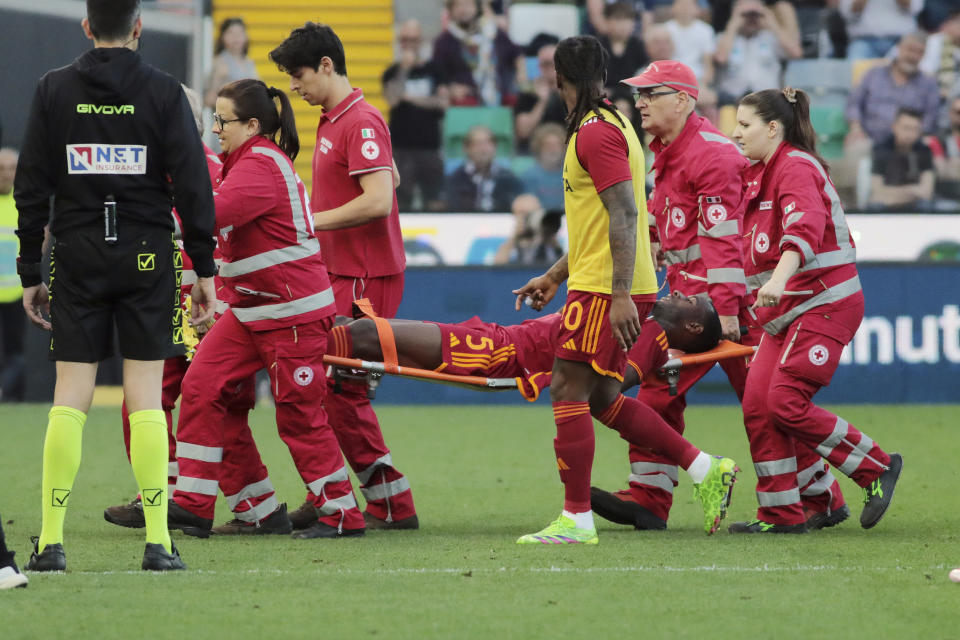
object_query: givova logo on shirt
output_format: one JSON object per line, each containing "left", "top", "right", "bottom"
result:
{"left": 67, "top": 144, "right": 146, "bottom": 174}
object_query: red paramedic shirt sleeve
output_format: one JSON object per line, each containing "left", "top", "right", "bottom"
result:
{"left": 213, "top": 156, "right": 280, "bottom": 232}
{"left": 774, "top": 164, "right": 828, "bottom": 267}
{"left": 695, "top": 150, "right": 747, "bottom": 316}
{"left": 575, "top": 119, "right": 632, "bottom": 193}
{"left": 344, "top": 113, "right": 394, "bottom": 177}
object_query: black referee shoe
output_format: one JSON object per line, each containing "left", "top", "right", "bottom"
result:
{"left": 24, "top": 537, "right": 66, "bottom": 571}
{"left": 860, "top": 453, "right": 903, "bottom": 529}
{"left": 292, "top": 522, "right": 365, "bottom": 539}
{"left": 142, "top": 542, "right": 186, "bottom": 571}
{"left": 590, "top": 487, "right": 668, "bottom": 530}
{"left": 167, "top": 502, "right": 212, "bottom": 538}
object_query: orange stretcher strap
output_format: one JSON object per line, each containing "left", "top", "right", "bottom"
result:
{"left": 352, "top": 298, "right": 399, "bottom": 373}
{"left": 661, "top": 340, "right": 757, "bottom": 370}
{"left": 322, "top": 355, "right": 518, "bottom": 391}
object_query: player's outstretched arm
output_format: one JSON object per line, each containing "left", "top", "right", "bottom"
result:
{"left": 513, "top": 254, "right": 568, "bottom": 311}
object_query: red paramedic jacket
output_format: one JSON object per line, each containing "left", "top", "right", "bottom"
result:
{"left": 648, "top": 114, "right": 748, "bottom": 316}
{"left": 213, "top": 136, "right": 336, "bottom": 331}
{"left": 742, "top": 142, "right": 863, "bottom": 337}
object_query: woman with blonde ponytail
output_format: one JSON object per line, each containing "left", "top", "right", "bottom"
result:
{"left": 726, "top": 87, "right": 903, "bottom": 535}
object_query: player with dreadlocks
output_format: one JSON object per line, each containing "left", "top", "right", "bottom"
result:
{"left": 513, "top": 36, "right": 739, "bottom": 544}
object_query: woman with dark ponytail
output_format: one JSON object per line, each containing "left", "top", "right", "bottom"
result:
{"left": 171, "top": 79, "right": 369, "bottom": 538}
{"left": 728, "top": 87, "right": 903, "bottom": 535}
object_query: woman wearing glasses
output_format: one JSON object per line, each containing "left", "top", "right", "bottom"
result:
{"left": 169, "top": 79, "right": 367, "bottom": 539}
{"left": 729, "top": 87, "right": 902, "bottom": 534}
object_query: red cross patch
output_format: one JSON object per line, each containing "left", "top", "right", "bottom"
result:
{"left": 294, "top": 366, "right": 315, "bottom": 386}
{"left": 808, "top": 344, "right": 829, "bottom": 366}
{"left": 754, "top": 232, "right": 770, "bottom": 253}
{"left": 671, "top": 207, "right": 686, "bottom": 228}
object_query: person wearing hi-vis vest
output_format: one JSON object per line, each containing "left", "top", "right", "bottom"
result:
{"left": 0, "top": 148, "right": 25, "bottom": 402}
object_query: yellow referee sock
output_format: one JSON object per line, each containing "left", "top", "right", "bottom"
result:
{"left": 38, "top": 406, "right": 85, "bottom": 552}
{"left": 129, "top": 410, "right": 172, "bottom": 553}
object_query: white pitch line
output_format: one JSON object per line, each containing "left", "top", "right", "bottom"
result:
{"left": 34, "top": 564, "right": 942, "bottom": 577}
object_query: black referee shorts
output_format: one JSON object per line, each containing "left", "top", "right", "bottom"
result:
{"left": 48, "top": 225, "right": 185, "bottom": 362}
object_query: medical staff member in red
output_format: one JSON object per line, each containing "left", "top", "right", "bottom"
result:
{"left": 591, "top": 61, "right": 848, "bottom": 532}
{"left": 170, "top": 78, "right": 367, "bottom": 539}
{"left": 270, "top": 23, "right": 417, "bottom": 530}
{"left": 513, "top": 36, "right": 738, "bottom": 544}
{"left": 729, "top": 87, "right": 902, "bottom": 533}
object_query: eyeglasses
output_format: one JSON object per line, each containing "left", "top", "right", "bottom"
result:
{"left": 214, "top": 113, "right": 245, "bottom": 128}
{"left": 632, "top": 89, "right": 679, "bottom": 103}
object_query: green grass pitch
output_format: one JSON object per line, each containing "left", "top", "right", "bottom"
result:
{"left": 0, "top": 402, "right": 958, "bottom": 638}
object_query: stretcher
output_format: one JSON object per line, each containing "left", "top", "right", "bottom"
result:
{"left": 321, "top": 299, "right": 757, "bottom": 399}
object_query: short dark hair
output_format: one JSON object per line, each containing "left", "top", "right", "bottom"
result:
{"left": 270, "top": 22, "right": 347, "bottom": 76}
{"left": 86, "top": 0, "right": 140, "bottom": 41}
{"left": 895, "top": 107, "right": 923, "bottom": 122}
{"left": 686, "top": 296, "right": 722, "bottom": 353}
{"left": 604, "top": 1, "right": 638, "bottom": 20}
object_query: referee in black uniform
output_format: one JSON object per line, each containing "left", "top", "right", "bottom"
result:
{"left": 14, "top": 0, "right": 217, "bottom": 572}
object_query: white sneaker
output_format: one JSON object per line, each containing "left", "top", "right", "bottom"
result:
{"left": 0, "top": 564, "right": 28, "bottom": 589}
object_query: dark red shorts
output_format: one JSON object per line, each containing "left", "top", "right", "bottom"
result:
{"left": 434, "top": 317, "right": 521, "bottom": 378}
{"left": 554, "top": 290, "right": 655, "bottom": 380}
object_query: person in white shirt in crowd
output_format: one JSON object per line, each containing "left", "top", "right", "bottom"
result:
{"left": 840, "top": 0, "right": 923, "bottom": 60}
{"left": 664, "top": 0, "right": 716, "bottom": 86}
{"left": 714, "top": 0, "right": 802, "bottom": 106}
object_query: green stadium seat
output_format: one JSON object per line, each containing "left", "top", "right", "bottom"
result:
{"left": 443, "top": 106, "right": 515, "bottom": 159}
{"left": 510, "top": 155, "right": 536, "bottom": 175}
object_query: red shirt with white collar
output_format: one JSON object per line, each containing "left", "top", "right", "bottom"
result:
{"left": 311, "top": 88, "right": 405, "bottom": 278}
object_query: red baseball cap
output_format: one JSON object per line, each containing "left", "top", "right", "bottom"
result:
{"left": 621, "top": 60, "right": 699, "bottom": 100}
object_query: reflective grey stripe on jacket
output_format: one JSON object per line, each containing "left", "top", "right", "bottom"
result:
{"left": 706, "top": 267, "right": 746, "bottom": 286}
{"left": 746, "top": 246, "right": 857, "bottom": 292}
{"left": 664, "top": 245, "right": 702, "bottom": 265}
{"left": 762, "top": 275, "right": 861, "bottom": 334}
{"left": 697, "top": 220, "right": 738, "bottom": 238}
{"left": 232, "top": 288, "right": 335, "bottom": 323}
{"left": 219, "top": 145, "right": 316, "bottom": 278}
{"left": 780, "top": 234, "right": 815, "bottom": 264}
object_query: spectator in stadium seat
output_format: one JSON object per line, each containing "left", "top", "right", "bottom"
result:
{"left": 840, "top": 0, "right": 923, "bottom": 60}
{"left": 586, "top": 0, "right": 650, "bottom": 36}
{"left": 932, "top": 94, "right": 960, "bottom": 197}
{"left": 204, "top": 18, "right": 259, "bottom": 110}
{"left": 664, "top": 0, "right": 716, "bottom": 85}
{"left": 493, "top": 195, "right": 565, "bottom": 265}
{"left": 919, "top": 9, "right": 960, "bottom": 110}
{"left": 714, "top": 0, "right": 802, "bottom": 106}
{"left": 382, "top": 19, "right": 449, "bottom": 211}
{"left": 518, "top": 123, "right": 566, "bottom": 210}
{"left": 598, "top": 2, "right": 650, "bottom": 92}
{"left": 431, "top": 0, "right": 523, "bottom": 106}
{"left": 868, "top": 108, "right": 935, "bottom": 210}
{"left": 514, "top": 43, "right": 565, "bottom": 153}
{"left": 845, "top": 32, "right": 940, "bottom": 146}
{"left": 643, "top": 23, "right": 676, "bottom": 62}
{"left": 445, "top": 125, "right": 523, "bottom": 212}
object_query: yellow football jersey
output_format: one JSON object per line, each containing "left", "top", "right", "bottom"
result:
{"left": 563, "top": 108, "right": 656, "bottom": 296}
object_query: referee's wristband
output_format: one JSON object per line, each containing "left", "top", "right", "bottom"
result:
{"left": 16, "top": 259, "right": 42, "bottom": 288}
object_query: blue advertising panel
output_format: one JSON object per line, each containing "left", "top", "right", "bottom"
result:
{"left": 370, "top": 264, "right": 960, "bottom": 405}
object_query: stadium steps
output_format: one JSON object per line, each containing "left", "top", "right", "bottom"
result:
{"left": 212, "top": 0, "right": 394, "bottom": 186}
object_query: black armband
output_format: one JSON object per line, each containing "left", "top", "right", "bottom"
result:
{"left": 16, "top": 258, "right": 42, "bottom": 288}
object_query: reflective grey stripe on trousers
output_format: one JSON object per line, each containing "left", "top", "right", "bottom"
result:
{"left": 318, "top": 494, "right": 358, "bottom": 515}
{"left": 762, "top": 275, "right": 862, "bottom": 335}
{"left": 232, "top": 288, "right": 335, "bottom": 323}
{"left": 630, "top": 461, "right": 679, "bottom": 482}
{"left": 796, "top": 459, "right": 826, "bottom": 487}
{"left": 629, "top": 473, "right": 675, "bottom": 493}
{"left": 361, "top": 477, "right": 411, "bottom": 501}
{"left": 234, "top": 495, "right": 280, "bottom": 522}
{"left": 801, "top": 470, "right": 838, "bottom": 497}
{"left": 756, "top": 487, "right": 801, "bottom": 507}
{"left": 754, "top": 457, "right": 797, "bottom": 477}
{"left": 357, "top": 453, "right": 394, "bottom": 485}
{"left": 307, "top": 467, "right": 350, "bottom": 496}
{"left": 224, "top": 478, "right": 275, "bottom": 510}
{"left": 176, "top": 441, "right": 223, "bottom": 463}
{"left": 175, "top": 475, "right": 219, "bottom": 496}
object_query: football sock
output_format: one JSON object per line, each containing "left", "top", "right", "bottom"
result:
{"left": 38, "top": 406, "right": 85, "bottom": 552}
{"left": 552, "top": 401, "right": 594, "bottom": 514}
{"left": 562, "top": 509, "right": 595, "bottom": 530}
{"left": 328, "top": 325, "right": 352, "bottom": 358}
{"left": 686, "top": 452, "right": 713, "bottom": 484}
{"left": 129, "top": 410, "right": 172, "bottom": 553}
{"left": 0, "top": 514, "right": 10, "bottom": 562}
{"left": 596, "top": 395, "right": 700, "bottom": 469}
